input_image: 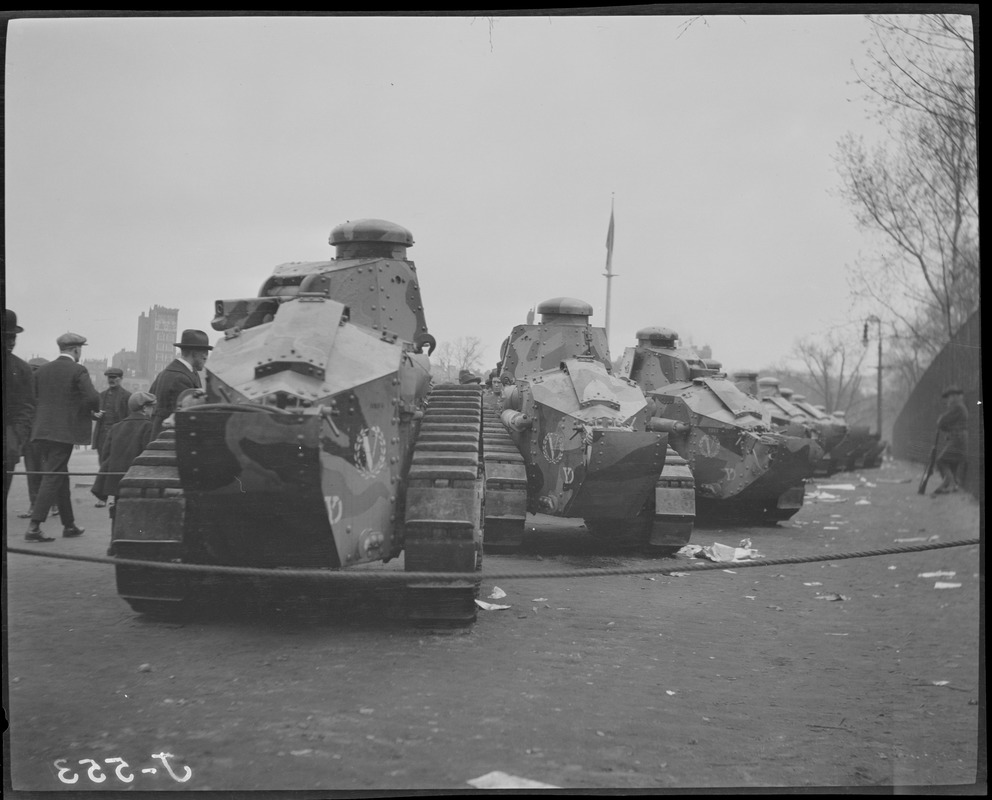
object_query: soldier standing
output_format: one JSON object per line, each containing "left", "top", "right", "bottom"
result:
{"left": 148, "top": 329, "right": 212, "bottom": 438}
{"left": 3, "top": 310, "right": 36, "bottom": 501}
{"left": 25, "top": 332, "right": 100, "bottom": 542}
{"left": 933, "top": 385, "right": 968, "bottom": 495}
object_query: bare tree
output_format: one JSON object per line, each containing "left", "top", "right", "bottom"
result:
{"left": 431, "top": 336, "right": 486, "bottom": 383}
{"left": 790, "top": 333, "right": 868, "bottom": 418}
{"left": 836, "top": 14, "right": 978, "bottom": 356}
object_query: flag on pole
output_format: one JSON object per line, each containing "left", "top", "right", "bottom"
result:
{"left": 605, "top": 206, "right": 615, "bottom": 274}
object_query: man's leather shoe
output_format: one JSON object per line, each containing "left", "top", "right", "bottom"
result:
{"left": 62, "top": 526, "right": 85, "bottom": 538}
{"left": 25, "top": 531, "right": 56, "bottom": 543}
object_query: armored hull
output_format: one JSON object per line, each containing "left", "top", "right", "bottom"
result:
{"left": 109, "top": 220, "right": 484, "bottom": 624}
{"left": 483, "top": 298, "right": 690, "bottom": 554}
{"left": 621, "top": 329, "right": 822, "bottom": 523}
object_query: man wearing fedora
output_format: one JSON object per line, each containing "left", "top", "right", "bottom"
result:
{"left": 25, "top": 332, "right": 101, "bottom": 542}
{"left": 149, "top": 329, "right": 213, "bottom": 439}
{"left": 4, "top": 309, "right": 36, "bottom": 502}
{"left": 933, "top": 385, "right": 968, "bottom": 495}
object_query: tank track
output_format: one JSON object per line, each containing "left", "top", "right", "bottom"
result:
{"left": 402, "top": 383, "right": 485, "bottom": 624}
{"left": 480, "top": 390, "right": 528, "bottom": 552}
{"left": 109, "top": 429, "right": 193, "bottom": 618}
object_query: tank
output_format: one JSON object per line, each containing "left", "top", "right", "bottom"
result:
{"left": 619, "top": 329, "right": 824, "bottom": 522}
{"left": 108, "top": 219, "right": 484, "bottom": 624}
{"left": 482, "top": 298, "right": 692, "bottom": 554}
{"left": 786, "top": 394, "right": 873, "bottom": 475}
{"left": 757, "top": 379, "right": 846, "bottom": 476}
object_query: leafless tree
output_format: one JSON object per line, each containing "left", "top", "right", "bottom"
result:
{"left": 431, "top": 336, "right": 486, "bottom": 383}
{"left": 835, "top": 14, "right": 978, "bottom": 357}
{"left": 790, "top": 333, "right": 869, "bottom": 418}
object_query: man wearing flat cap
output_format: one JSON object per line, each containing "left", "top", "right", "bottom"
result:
{"left": 3, "top": 309, "right": 36, "bottom": 501}
{"left": 92, "top": 367, "right": 132, "bottom": 455}
{"left": 933, "top": 385, "right": 968, "bottom": 495}
{"left": 25, "top": 332, "right": 101, "bottom": 542}
{"left": 149, "top": 329, "right": 212, "bottom": 439}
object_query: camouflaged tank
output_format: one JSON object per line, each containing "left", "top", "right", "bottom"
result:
{"left": 482, "top": 298, "right": 691, "bottom": 554}
{"left": 108, "top": 219, "right": 484, "bottom": 624}
{"left": 619, "top": 329, "right": 824, "bottom": 522}
{"left": 756, "top": 379, "right": 843, "bottom": 476}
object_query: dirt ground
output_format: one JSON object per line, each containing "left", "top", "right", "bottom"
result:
{"left": 3, "top": 451, "right": 985, "bottom": 794}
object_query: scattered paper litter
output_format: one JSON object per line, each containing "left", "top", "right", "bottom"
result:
{"left": 677, "top": 544, "right": 702, "bottom": 557}
{"left": 468, "top": 771, "right": 560, "bottom": 790}
{"left": 531, "top": 597, "right": 548, "bottom": 602}
{"left": 932, "top": 681, "right": 950, "bottom": 687}
{"left": 876, "top": 478, "right": 912, "bottom": 484}
{"left": 669, "top": 572, "right": 690, "bottom": 577}
{"left": 665, "top": 690, "right": 677, "bottom": 696}
{"left": 934, "top": 582, "right": 962, "bottom": 590}
{"left": 895, "top": 537, "right": 927, "bottom": 543}
{"left": 826, "top": 633, "right": 849, "bottom": 636}
{"left": 475, "top": 600, "right": 512, "bottom": 611}
{"left": 918, "top": 571, "right": 956, "bottom": 579}
{"left": 818, "top": 483, "right": 857, "bottom": 491}
{"left": 803, "top": 582, "right": 823, "bottom": 586}
{"left": 815, "top": 593, "right": 849, "bottom": 601}
{"left": 488, "top": 586, "right": 507, "bottom": 599}
{"left": 697, "top": 541, "right": 765, "bottom": 563}
{"left": 855, "top": 499, "right": 872, "bottom": 505}
{"left": 823, "top": 526, "right": 840, "bottom": 530}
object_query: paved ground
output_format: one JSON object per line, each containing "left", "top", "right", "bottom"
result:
{"left": 3, "top": 451, "right": 984, "bottom": 793}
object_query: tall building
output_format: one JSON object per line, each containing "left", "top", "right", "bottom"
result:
{"left": 136, "top": 305, "right": 179, "bottom": 379}
{"left": 111, "top": 348, "right": 150, "bottom": 392}
{"left": 82, "top": 357, "right": 110, "bottom": 392}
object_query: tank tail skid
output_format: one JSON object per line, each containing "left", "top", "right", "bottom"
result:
{"left": 481, "top": 390, "right": 528, "bottom": 553}
{"left": 402, "top": 383, "right": 485, "bottom": 624}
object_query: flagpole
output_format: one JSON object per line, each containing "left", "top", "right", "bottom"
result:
{"left": 603, "top": 197, "right": 616, "bottom": 343}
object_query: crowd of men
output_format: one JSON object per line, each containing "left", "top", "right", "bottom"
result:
{"left": 3, "top": 308, "right": 212, "bottom": 543}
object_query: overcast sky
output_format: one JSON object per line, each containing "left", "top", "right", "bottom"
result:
{"left": 3, "top": 11, "right": 948, "bottom": 375}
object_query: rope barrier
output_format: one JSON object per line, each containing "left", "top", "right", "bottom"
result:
{"left": 4, "top": 538, "right": 981, "bottom": 583}
{"left": 6, "top": 471, "right": 126, "bottom": 476}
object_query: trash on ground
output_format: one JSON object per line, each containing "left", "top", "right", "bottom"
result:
{"left": 817, "top": 483, "right": 857, "bottom": 491}
{"left": 876, "top": 478, "right": 912, "bottom": 484}
{"left": 823, "top": 526, "right": 839, "bottom": 530}
{"left": 803, "top": 582, "right": 823, "bottom": 586}
{"left": 665, "top": 690, "right": 677, "bottom": 696}
{"left": 895, "top": 537, "right": 928, "bottom": 543}
{"left": 934, "top": 582, "right": 962, "bottom": 590}
{"left": 468, "top": 771, "right": 560, "bottom": 790}
{"left": 855, "top": 499, "right": 871, "bottom": 505}
{"left": 532, "top": 597, "right": 548, "bottom": 601}
{"left": 138, "top": 663, "right": 152, "bottom": 672}
{"left": 489, "top": 586, "right": 507, "bottom": 599}
{"left": 669, "top": 572, "right": 691, "bottom": 577}
{"left": 825, "top": 633, "right": 849, "bottom": 636}
{"left": 815, "top": 593, "right": 849, "bottom": 601}
{"left": 932, "top": 681, "right": 950, "bottom": 686}
{"left": 696, "top": 541, "right": 765, "bottom": 563}
{"left": 475, "top": 600, "right": 512, "bottom": 611}
{"left": 918, "top": 571, "right": 956, "bottom": 579}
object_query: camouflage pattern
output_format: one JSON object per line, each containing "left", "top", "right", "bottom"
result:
{"left": 111, "top": 220, "right": 458, "bottom": 577}
{"left": 491, "top": 298, "right": 677, "bottom": 544}
{"left": 620, "top": 329, "right": 823, "bottom": 521}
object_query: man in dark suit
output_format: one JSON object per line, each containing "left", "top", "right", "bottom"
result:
{"left": 25, "top": 332, "right": 101, "bottom": 542}
{"left": 91, "top": 366, "right": 131, "bottom": 507}
{"left": 149, "top": 329, "right": 212, "bottom": 438}
{"left": 4, "top": 309, "right": 36, "bottom": 501}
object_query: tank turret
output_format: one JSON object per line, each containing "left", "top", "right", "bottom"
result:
{"left": 621, "top": 337, "right": 823, "bottom": 523}
{"left": 482, "top": 300, "right": 690, "bottom": 554}
{"left": 108, "top": 219, "right": 483, "bottom": 624}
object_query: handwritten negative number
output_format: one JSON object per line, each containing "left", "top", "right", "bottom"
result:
{"left": 105, "top": 757, "right": 135, "bottom": 783}
{"left": 78, "top": 758, "right": 107, "bottom": 783}
{"left": 54, "top": 759, "right": 78, "bottom": 784}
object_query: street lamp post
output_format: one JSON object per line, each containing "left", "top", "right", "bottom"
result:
{"left": 864, "top": 315, "right": 883, "bottom": 436}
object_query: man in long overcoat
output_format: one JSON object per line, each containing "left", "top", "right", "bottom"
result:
{"left": 97, "top": 391, "right": 157, "bottom": 502}
{"left": 933, "top": 385, "right": 968, "bottom": 495}
{"left": 149, "top": 329, "right": 212, "bottom": 439}
{"left": 92, "top": 367, "right": 131, "bottom": 453}
{"left": 4, "top": 310, "right": 35, "bottom": 500}
{"left": 25, "top": 332, "right": 101, "bottom": 541}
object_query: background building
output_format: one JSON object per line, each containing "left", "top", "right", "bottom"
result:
{"left": 136, "top": 305, "right": 179, "bottom": 379}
